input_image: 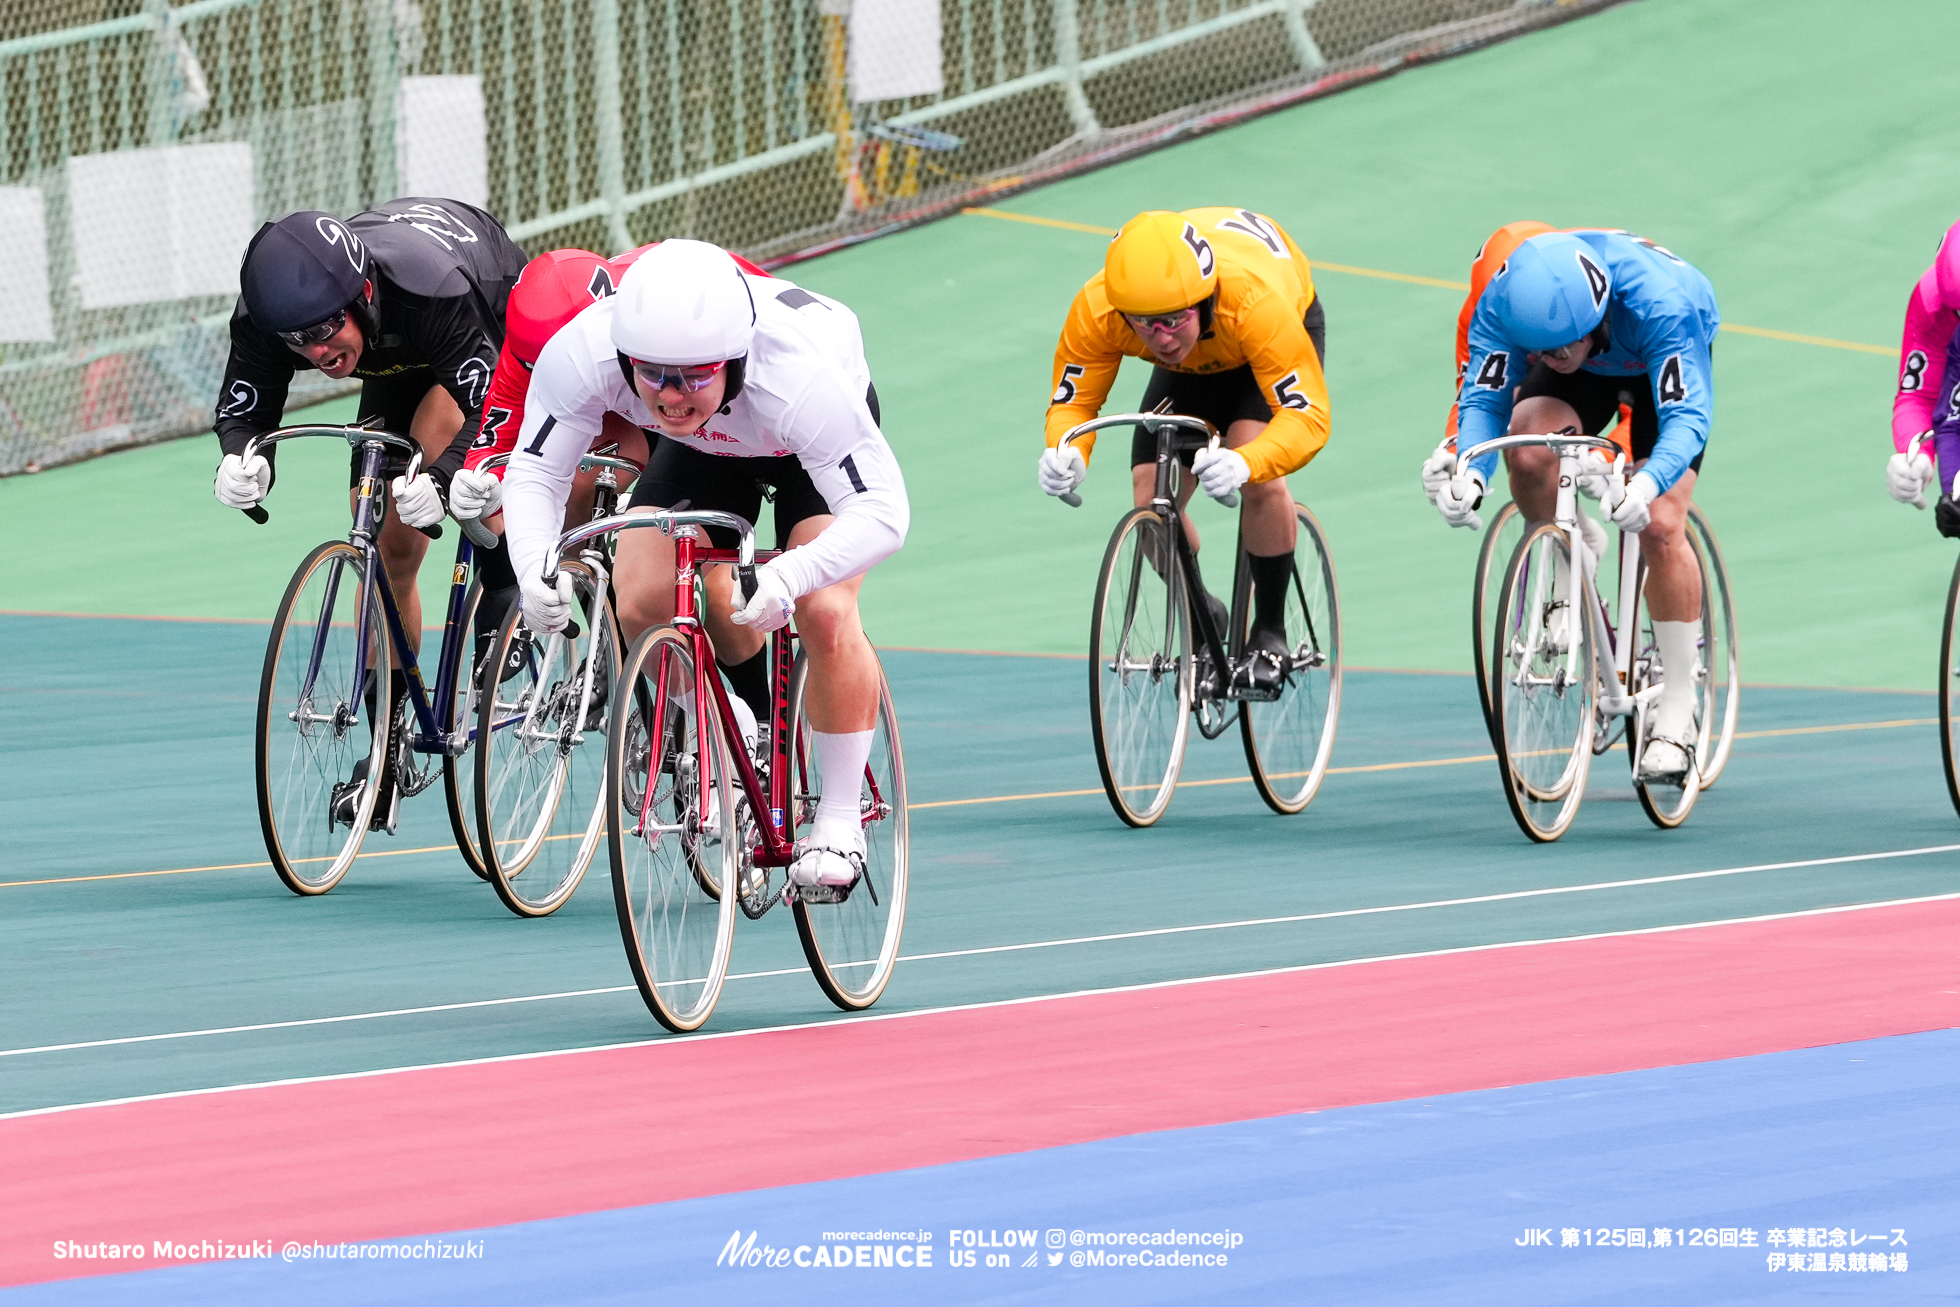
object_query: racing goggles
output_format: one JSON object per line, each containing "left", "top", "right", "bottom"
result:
{"left": 275, "top": 309, "right": 348, "bottom": 348}
{"left": 630, "top": 358, "right": 726, "bottom": 393}
{"left": 1122, "top": 306, "right": 1196, "bottom": 334}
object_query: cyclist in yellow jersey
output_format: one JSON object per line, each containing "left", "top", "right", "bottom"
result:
{"left": 1037, "top": 207, "right": 1329, "bottom": 688}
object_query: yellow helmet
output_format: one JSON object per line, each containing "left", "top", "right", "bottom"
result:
{"left": 1103, "top": 211, "right": 1218, "bottom": 315}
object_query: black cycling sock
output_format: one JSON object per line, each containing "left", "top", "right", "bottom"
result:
{"left": 475, "top": 585, "right": 520, "bottom": 644}
{"left": 1249, "top": 551, "right": 1295, "bottom": 638}
{"left": 474, "top": 532, "right": 518, "bottom": 589}
{"left": 720, "top": 649, "right": 771, "bottom": 723}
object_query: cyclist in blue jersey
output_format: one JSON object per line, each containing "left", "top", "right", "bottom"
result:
{"left": 1430, "top": 229, "right": 1720, "bottom": 782}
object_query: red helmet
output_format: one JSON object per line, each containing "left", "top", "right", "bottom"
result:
{"left": 505, "top": 248, "right": 620, "bottom": 367}
{"left": 611, "top": 242, "right": 769, "bottom": 280}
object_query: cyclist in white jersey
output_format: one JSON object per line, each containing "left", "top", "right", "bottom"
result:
{"left": 500, "top": 239, "right": 909, "bottom": 889}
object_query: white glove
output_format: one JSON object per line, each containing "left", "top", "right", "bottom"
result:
{"left": 520, "top": 571, "right": 576, "bottom": 636}
{"left": 1191, "top": 446, "right": 1252, "bottom": 501}
{"left": 390, "top": 471, "right": 445, "bottom": 529}
{"left": 1436, "top": 470, "right": 1485, "bottom": 530}
{"left": 1610, "top": 470, "right": 1660, "bottom": 534}
{"left": 215, "top": 452, "right": 271, "bottom": 509}
{"left": 1037, "top": 445, "right": 1087, "bottom": 498}
{"left": 448, "top": 467, "right": 502, "bottom": 522}
{"left": 1574, "top": 449, "right": 1615, "bottom": 501}
{"left": 1420, "top": 443, "right": 1456, "bottom": 505}
{"left": 1887, "top": 445, "right": 1935, "bottom": 509}
{"left": 729, "top": 563, "right": 797, "bottom": 633}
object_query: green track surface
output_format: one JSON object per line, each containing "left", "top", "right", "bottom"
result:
{"left": 6, "top": 0, "right": 1960, "bottom": 688}
{"left": 2, "top": 618, "right": 1955, "bottom": 1114}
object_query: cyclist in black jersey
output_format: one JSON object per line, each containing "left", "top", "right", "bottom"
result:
{"left": 213, "top": 197, "right": 528, "bottom": 649}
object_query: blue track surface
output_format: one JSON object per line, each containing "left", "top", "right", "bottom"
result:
{"left": 12, "top": 1027, "right": 1951, "bottom": 1305}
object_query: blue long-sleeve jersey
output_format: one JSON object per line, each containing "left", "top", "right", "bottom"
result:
{"left": 1457, "top": 229, "right": 1720, "bottom": 495}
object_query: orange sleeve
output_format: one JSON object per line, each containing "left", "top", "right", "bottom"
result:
{"left": 1042, "top": 284, "right": 1129, "bottom": 464}
{"left": 1230, "top": 287, "right": 1331, "bottom": 482}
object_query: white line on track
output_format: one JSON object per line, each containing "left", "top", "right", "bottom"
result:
{"left": 5, "top": 843, "right": 1959, "bottom": 1062}
{"left": 5, "top": 889, "right": 1957, "bottom": 1123}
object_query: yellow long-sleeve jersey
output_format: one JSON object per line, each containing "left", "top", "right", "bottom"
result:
{"left": 1042, "top": 207, "right": 1329, "bottom": 483}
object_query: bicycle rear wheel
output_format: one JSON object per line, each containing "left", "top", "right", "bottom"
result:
{"left": 1685, "top": 503, "right": 1741, "bottom": 789}
{"left": 440, "top": 578, "right": 491, "bottom": 881}
{"left": 1235, "top": 504, "right": 1342, "bottom": 814}
{"left": 1089, "top": 506, "right": 1191, "bottom": 827}
{"left": 1471, "top": 499, "right": 1526, "bottom": 732}
{"left": 476, "top": 561, "right": 618, "bottom": 917}
{"left": 789, "top": 652, "right": 909, "bottom": 1011}
{"left": 1941, "top": 553, "right": 1960, "bottom": 819}
{"left": 256, "top": 540, "right": 391, "bottom": 895}
{"left": 609, "top": 626, "right": 738, "bottom": 1032}
{"left": 1490, "top": 523, "right": 1595, "bottom": 842}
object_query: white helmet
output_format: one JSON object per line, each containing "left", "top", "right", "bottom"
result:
{"left": 610, "top": 238, "right": 755, "bottom": 366}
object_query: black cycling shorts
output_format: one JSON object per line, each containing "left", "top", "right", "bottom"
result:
{"left": 347, "top": 369, "right": 441, "bottom": 486}
{"left": 1131, "top": 296, "right": 1325, "bottom": 467}
{"left": 1515, "top": 361, "right": 1706, "bottom": 474}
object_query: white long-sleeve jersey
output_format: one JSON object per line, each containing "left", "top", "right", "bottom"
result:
{"left": 501, "top": 273, "right": 909, "bottom": 599}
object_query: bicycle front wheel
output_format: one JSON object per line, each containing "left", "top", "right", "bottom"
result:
{"left": 1942, "top": 552, "right": 1960, "bottom": 819}
{"left": 609, "top": 626, "right": 738, "bottom": 1032}
{"left": 440, "top": 577, "right": 491, "bottom": 881}
{"left": 1472, "top": 500, "right": 1527, "bottom": 733}
{"left": 256, "top": 540, "right": 391, "bottom": 895}
{"left": 1236, "top": 504, "right": 1342, "bottom": 814}
{"left": 789, "top": 652, "right": 910, "bottom": 1011}
{"left": 1490, "top": 523, "right": 1595, "bottom": 842}
{"left": 1685, "top": 503, "right": 1741, "bottom": 789}
{"left": 1089, "top": 507, "right": 1192, "bottom": 827}
{"left": 476, "top": 561, "right": 618, "bottom": 917}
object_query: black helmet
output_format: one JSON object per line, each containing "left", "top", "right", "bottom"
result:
{"left": 239, "top": 211, "right": 372, "bottom": 334}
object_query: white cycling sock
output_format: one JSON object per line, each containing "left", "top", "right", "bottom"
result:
{"left": 811, "top": 728, "right": 874, "bottom": 844}
{"left": 725, "top": 685, "right": 759, "bottom": 753}
{"left": 1653, "top": 619, "right": 1702, "bottom": 737}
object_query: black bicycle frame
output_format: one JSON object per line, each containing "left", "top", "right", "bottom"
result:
{"left": 1145, "top": 428, "right": 1235, "bottom": 688}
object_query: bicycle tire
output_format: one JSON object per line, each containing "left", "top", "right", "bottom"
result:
{"left": 1088, "top": 506, "right": 1192, "bottom": 827}
{"left": 1685, "top": 503, "right": 1741, "bottom": 789}
{"left": 256, "top": 540, "right": 392, "bottom": 895}
{"left": 1625, "top": 548, "right": 1704, "bottom": 830}
{"left": 609, "top": 626, "right": 738, "bottom": 1032}
{"left": 1236, "top": 504, "right": 1342, "bottom": 815}
{"left": 1490, "top": 523, "right": 1595, "bottom": 842}
{"left": 788, "top": 651, "right": 910, "bottom": 1011}
{"left": 1471, "top": 499, "right": 1525, "bottom": 733}
{"left": 440, "top": 578, "right": 491, "bottom": 881}
{"left": 476, "top": 561, "right": 618, "bottom": 917}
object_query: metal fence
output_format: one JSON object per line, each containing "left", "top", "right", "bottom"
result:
{"left": 0, "top": 0, "right": 1621, "bottom": 474}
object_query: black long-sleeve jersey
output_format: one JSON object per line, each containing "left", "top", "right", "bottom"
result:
{"left": 214, "top": 197, "right": 528, "bottom": 488}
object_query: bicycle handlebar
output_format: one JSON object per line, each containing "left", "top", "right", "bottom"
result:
{"left": 540, "top": 508, "right": 757, "bottom": 588}
{"left": 236, "top": 420, "right": 441, "bottom": 538}
{"left": 1452, "top": 431, "right": 1624, "bottom": 475}
{"left": 1054, "top": 412, "right": 1238, "bottom": 509}
{"left": 1906, "top": 430, "right": 1936, "bottom": 512}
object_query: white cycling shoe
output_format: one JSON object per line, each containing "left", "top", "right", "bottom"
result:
{"left": 1637, "top": 700, "right": 1696, "bottom": 782}
{"left": 790, "top": 824, "right": 866, "bottom": 889}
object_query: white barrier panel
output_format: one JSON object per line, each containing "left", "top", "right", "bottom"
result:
{"left": 850, "top": 0, "right": 945, "bottom": 103}
{"left": 66, "top": 143, "right": 255, "bottom": 309}
{"left": 398, "top": 76, "right": 489, "bottom": 210}
{"left": 0, "top": 187, "right": 54, "bottom": 343}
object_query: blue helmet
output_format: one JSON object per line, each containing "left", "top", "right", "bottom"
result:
{"left": 1489, "top": 232, "right": 1611, "bottom": 351}
{"left": 239, "top": 211, "right": 372, "bottom": 334}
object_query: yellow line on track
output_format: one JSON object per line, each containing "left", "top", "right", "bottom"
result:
{"left": 3, "top": 717, "right": 1938, "bottom": 888}
{"left": 959, "top": 207, "right": 1890, "bottom": 355}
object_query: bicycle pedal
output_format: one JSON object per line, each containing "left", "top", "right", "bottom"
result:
{"left": 783, "top": 881, "right": 854, "bottom": 906}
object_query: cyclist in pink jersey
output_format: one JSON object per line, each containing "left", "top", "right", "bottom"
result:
{"left": 1885, "top": 218, "right": 1960, "bottom": 506}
